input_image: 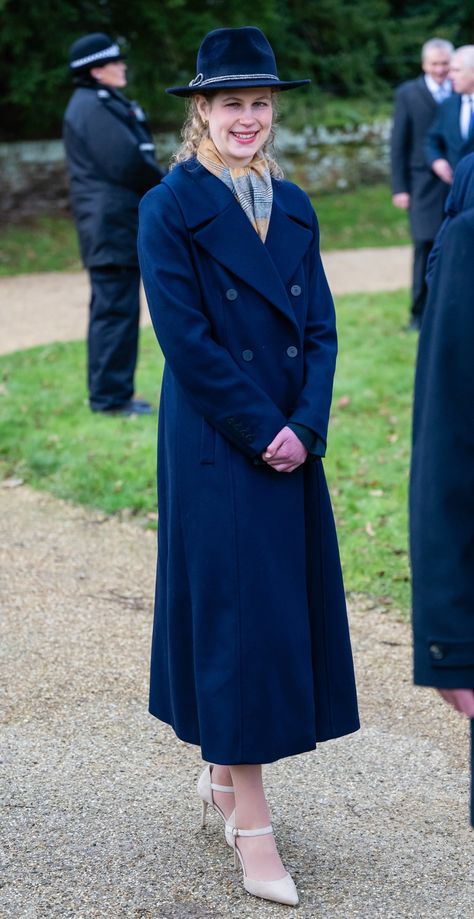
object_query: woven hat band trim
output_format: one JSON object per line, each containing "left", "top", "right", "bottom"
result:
{"left": 189, "top": 71, "right": 279, "bottom": 88}
{"left": 71, "top": 43, "right": 121, "bottom": 69}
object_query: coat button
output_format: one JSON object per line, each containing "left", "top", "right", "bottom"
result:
{"left": 242, "top": 349, "right": 254, "bottom": 362}
{"left": 286, "top": 346, "right": 298, "bottom": 358}
{"left": 226, "top": 288, "right": 238, "bottom": 300}
{"left": 429, "top": 643, "right": 445, "bottom": 661}
{"left": 290, "top": 284, "right": 302, "bottom": 296}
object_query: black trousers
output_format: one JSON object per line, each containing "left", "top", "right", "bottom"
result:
{"left": 412, "top": 240, "right": 434, "bottom": 321}
{"left": 88, "top": 266, "right": 140, "bottom": 411}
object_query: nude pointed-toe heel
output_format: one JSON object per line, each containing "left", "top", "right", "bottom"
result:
{"left": 224, "top": 809, "right": 299, "bottom": 907}
{"left": 197, "top": 764, "right": 234, "bottom": 829}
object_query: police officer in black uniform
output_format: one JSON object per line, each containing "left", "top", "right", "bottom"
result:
{"left": 63, "top": 33, "right": 165, "bottom": 414}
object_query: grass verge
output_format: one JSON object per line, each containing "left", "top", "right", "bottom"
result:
{"left": 0, "top": 215, "right": 81, "bottom": 276}
{"left": 0, "top": 184, "right": 410, "bottom": 277}
{"left": 315, "top": 185, "right": 410, "bottom": 250}
{"left": 0, "top": 288, "right": 415, "bottom": 612}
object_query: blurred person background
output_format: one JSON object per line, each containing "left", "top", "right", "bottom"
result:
{"left": 390, "top": 38, "right": 453, "bottom": 332}
{"left": 64, "top": 32, "right": 165, "bottom": 415}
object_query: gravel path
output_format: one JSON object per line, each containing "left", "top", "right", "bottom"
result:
{"left": 0, "top": 246, "right": 411, "bottom": 355}
{"left": 1, "top": 485, "right": 473, "bottom": 919}
{"left": 2, "top": 253, "right": 473, "bottom": 918}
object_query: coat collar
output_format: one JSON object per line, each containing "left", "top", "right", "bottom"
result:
{"left": 166, "top": 161, "right": 313, "bottom": 325}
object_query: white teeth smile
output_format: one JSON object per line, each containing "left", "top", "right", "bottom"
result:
{"left": 232, "top": 132, "right": 257, "bottom": 139}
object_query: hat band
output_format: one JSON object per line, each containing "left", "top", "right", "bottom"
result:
{"left": 189, "top": 71, "right": 279, "bottom": 88}
{"left": 71, "top": 43, "right": 121, "bottom": 69}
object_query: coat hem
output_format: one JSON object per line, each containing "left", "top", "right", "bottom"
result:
{"left": 148, "top": 708, "right": 360, "bottom": 764}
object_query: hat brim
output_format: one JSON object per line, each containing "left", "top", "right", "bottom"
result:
{"left": 166, "top": 78, "right": 310, "bottom": 97}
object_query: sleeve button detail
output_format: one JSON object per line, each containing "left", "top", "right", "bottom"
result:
{"left": 429, "top": 643, "right": 445, "bottom": 661}
{"left": 242, "top": 349, "right": 254, "bottom": 362}
{"left": 290, "top": 284, "right": 302, "bottom": 296}
{"left": 226, "top": 288, "right": 238, "bottom": 300}
{"left": 286, "top": 346, "right": 298, "bottom": 358}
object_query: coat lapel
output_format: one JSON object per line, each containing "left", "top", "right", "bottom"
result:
{"left": 414, "top": 76, "right": 437, "bottom": 114}
{"left": 171, "top": 162, "right": 313, "bottom": 325}
{"left": 264, "top": 195, "right": 313, "bottom": 285}
{"left": 449, "top": 95, "right": 463, "bottom": 145}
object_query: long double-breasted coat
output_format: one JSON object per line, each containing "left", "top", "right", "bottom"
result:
{"left": 138, "top": 160, "right": 359, "bottom": 765}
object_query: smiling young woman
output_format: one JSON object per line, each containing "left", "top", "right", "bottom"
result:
{"left": 195, "top": 89, "right": 273, "bottom": 167}
{"left": 173, "top": 87, "right": 283, "bottom": 177}
{"left": 138, "top": 26, "right": 359, "bottom": 908}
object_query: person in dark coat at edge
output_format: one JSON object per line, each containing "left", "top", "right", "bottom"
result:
{"left": 138, "top": 26, "right": 359, "bottom": 907}
{"left": 391, "top": 38, "right": 453, "bottom": 331}
{"left": 426, "top": 150, "right": 474, "bottom": 281}
{"left": 410, "top": 153, "right": 474, "bottom": 827}
{"left": 63, "top": 33, "right": 165, "bottom": 415}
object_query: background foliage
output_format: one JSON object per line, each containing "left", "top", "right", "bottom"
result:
{"left": 1, "top": 0, "right": 474, "bottom": 140}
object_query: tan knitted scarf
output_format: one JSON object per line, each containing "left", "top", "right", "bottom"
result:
{"left": 196, "top": 136, "right": 273, "bottom": 242}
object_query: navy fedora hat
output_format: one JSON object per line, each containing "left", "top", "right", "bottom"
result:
{"left": 69, "top": 33, "right": 124, "bottom": 73}
{"left": 166, "top": 26, "right": 310, "bottom": 96}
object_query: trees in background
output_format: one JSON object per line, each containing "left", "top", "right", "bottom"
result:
{"left": 1, "top": 0, "right": 473, "bottom": 139}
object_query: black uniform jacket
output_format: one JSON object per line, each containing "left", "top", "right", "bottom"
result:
{"left": 390, "top": 76, "right": 448, "bottom": 240}
{"left": 63, "top": 85, "right": 164, "bottom": 267}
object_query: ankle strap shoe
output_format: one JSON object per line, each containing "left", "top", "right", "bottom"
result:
{"left": 197, "top": 764, "right": 234, "bottom": 828}
{"left": 225, "top": 810, "right": 299, "bottom": 906}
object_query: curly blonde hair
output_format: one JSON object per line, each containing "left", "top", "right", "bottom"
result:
{"left": 170, "top": 93, "right": 284, "bottom": 179}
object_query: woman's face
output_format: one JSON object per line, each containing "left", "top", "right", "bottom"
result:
{"left": 195, "top": 88, "right": 273, "bottom": 167}
{"left": 90, "top": 60, "right": 127, "bottom": 89}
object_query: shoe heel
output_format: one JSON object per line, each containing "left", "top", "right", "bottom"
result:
{"left": 201, "top": 799, "right": 209, "bottom": 828}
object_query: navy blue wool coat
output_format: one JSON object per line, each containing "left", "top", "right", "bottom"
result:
{"left": 410, "top": 207, "right": 474, "bottom": 826}
{"left": 411, "top": 208, "right": 474, "bottom": 689}
{"left": 138, "top": 161, "right": 359, "bottom": 765}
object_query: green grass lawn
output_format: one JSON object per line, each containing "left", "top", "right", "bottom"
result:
{"left": 0, "top": 184, "right": 410, "bottom": 277}
{"left": 315, "top": 185, "right": 410, "bottom": 250}
{"left": 0, "top": 216, "right": 81, "bottom": 276}
{"left": 0, "top": 287, "right": 415, "bottom": 613}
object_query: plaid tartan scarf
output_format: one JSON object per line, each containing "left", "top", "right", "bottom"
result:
{"left": 196, "top": 137, "right": 273, "bottom": 243}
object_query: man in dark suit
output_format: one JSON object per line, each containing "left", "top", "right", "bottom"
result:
{"left": 391, "top": 38, "right": 453, "bottom": 330}
{"left": 426, "top": 45, "right": 474, "bottom": 190}
{"left": 410, "top": 157, "right": 474, "bottom": 823}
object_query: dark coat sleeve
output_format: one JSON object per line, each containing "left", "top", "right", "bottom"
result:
{"left": 410, "top": 210, "right": 474, "bottom": 688}
{"left": 390, "top": 85, "right": 411, "bottom": 194}
{"left": 138, "top": 184, "right": 288, "bottom": 458}
{"left": 425, "top": 212, "right": 449, "bottom": 284}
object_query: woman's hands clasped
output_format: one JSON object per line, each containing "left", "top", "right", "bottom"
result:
{"left": 262, "top": 426, "right": 308, "bottom": 473}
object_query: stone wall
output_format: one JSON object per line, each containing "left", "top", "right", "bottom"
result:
{"left": 0, "top": 140, "right": 70, "bottom": 217}
{"left": 0, "top": 121, "right": 391, "bottom": 217}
